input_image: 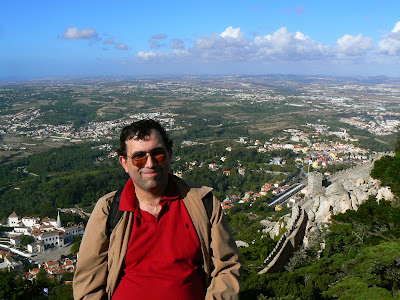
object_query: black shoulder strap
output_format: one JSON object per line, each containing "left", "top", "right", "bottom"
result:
{"left": 107, "top": 187, "right": 124, "bottom": 237}
{"left": 202, "top": 192, "right": 214, "bottom": 221}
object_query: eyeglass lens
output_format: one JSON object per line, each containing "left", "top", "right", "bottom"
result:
{"left": 131, "top": 149, "right": 167, "bottom": 167}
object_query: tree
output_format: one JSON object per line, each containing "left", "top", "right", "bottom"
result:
{"left": 71, "top": 236, "right": 82, "bottom": 256}
{"left": 20, "top": 235, "right": 35, "bottom": 246}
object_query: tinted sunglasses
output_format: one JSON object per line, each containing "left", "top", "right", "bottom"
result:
{"left": 128, "top": 148, "right": 168, "bottom": 168}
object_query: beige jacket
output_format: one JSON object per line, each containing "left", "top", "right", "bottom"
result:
{"left": 73, "top": 175, "right": 241, "bottom": 300}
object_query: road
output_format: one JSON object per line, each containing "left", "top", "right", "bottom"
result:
{"left": 268, "top": 183, "right": 306, "bottom": 207}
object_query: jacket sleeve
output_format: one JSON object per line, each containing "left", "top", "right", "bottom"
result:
{"left": 206, "top": 196, "right": 242, "bottom": 300}
{"left": 73, "top": 196, "right": 111, "bottom": 300}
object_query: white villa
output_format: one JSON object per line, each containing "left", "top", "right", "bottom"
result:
{"left": 4, "top": 211, "right": 84, "bottom": 253}
{"left": 7, "top": 212, "right": 19, "bottom": 227}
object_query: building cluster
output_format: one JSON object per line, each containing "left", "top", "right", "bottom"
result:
{"left": 340, "top": 115, "right": 400, "bottom": 136}
{"left": 0, "top": 249, "right": 23, "bottom": 270}
{"left": 24, "top": 258, "right": 76, "bottom": 282}
{"left": 176, "top": 124, "right": 369, "bottom": 212}
{"left": 5, "top": 211, "right": 84, "bottom": 253}
{"left": 246, "top": 125, "right": 370, "bottom": 168}
{"left": 0, "top": 109, "right": 177, "bottom": 151}
{"left": 221, "top": 181, "right": 306, "bottom": 211}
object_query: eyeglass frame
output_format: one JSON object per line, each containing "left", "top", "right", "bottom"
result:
{"left": 126, "top": 147, "right": 169, "bottom": 168}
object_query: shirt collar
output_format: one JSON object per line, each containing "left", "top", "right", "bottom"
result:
{"left": 119, "top": 176, "right": 180, "bottom": 212}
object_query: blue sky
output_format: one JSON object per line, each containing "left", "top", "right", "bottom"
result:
{"left": 2, "top": 0, "right": 400, "bottom": 80}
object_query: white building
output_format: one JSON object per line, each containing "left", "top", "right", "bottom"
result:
{"left": 9, "top": 236, "right": 21, "bottom": 247}
{"left": 63, "top": 225, "right": 84, "bottom": 243}
{"left": 37, "top": 231, "right": 64, "bottom": 247}
{"left": 41, "top": 217, "right": 58, "bottom": 228}
{"left": 8, "top": 212, "right": 19, "bottom": 227}
{"left": 14, "top": 225, "right": 31, "bottom": 235}
{"left": 22, "top": 217, "right": 39, "bottom": 227}
{"left": 27, "top": 243, "right": 45, "bottom": 253}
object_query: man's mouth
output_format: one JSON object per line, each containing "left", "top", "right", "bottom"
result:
{"left": 141, "top": 168, "right": 160, "bottom": 177}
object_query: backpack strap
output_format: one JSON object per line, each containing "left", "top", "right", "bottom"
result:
{"left": 107, "top": 187, "right": 124, "bottom": 237}
{"left": 202, "top": 191, "right": 214, "bottom": 221}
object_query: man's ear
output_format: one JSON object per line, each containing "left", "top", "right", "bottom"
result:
{"left": 119, "top": 156, "right": 129, "bottom": 173}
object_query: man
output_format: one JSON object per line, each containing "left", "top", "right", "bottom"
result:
{"left": 73, "top": 119, "right": 241, "bottom": 300}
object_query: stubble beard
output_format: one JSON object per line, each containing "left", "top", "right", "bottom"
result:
{"left": 136, "top": 166, "right": 169, "bottom": 194}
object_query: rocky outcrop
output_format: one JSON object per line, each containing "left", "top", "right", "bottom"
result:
{"left": 304, "top": 173, "right": 394, "bottom": 226}
{"left": 258, "top": 153, "right": 396, "bottom": 273}
{"left": 261, "top": 203, "right": 302, "bottom": 240}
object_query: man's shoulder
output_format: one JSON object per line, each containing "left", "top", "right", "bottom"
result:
{"left": 92, "top": 190, "right": 118, "bottom": 213}
{"left": 172, "top": 174, "right": 210, "bottom": 190}
{"left": 171, "top": 175, "right": 213, "bottom": 201}
{"left": 99, "top": 190, "right": 118, "bottom": 202}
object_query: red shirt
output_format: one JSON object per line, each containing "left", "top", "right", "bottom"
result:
{"left": 112, "top": 178, "right": 205, "bottom": 300}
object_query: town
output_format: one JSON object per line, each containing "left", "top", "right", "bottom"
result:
{"left": 0, "top": 76, "right": 399, "bottom": 159}
{"left": 0, "top": 75, "right": 399, "bottom": 298}
{"left": 0, "top": 210, "right": 83, "bottom": 280}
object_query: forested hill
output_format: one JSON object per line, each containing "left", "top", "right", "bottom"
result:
{"left": 0, "top": 139, "right": 300, "bottom": 220}
{"left": 0, "top": 142, "right": 128, "bottom": 220}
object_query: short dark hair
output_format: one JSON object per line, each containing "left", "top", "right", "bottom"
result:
{"left": 117, "top": 119, "right": 173, "bottom": 157}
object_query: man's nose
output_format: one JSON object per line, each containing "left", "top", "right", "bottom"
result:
{"left": 144, "top": 153, "right": 156, "bottom": 168}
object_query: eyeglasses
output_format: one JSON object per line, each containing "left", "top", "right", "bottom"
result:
{"left": 127, "top": 148, "right": 168, "bottom": 168}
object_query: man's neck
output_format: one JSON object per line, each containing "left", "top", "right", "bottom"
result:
{"left": 134, "top": 186, "right": 166, "bottom": 205}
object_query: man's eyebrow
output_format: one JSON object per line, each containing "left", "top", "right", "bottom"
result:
{"left": 131, "top": 147, "right": 165, "bottom": 155}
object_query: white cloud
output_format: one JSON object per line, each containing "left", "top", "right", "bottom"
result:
{"left": 392, "top": 21, "right": 400, "bottom": 33}
{"left": 253, "top": 27, "right": 327, "bottom": 59}
{"left": 379, "top": 35, "right": 400, "bottom": 55}
{"left": 220, "top": 26, "right": 243, "bottom": 39}
{"left": 116, "top": 43, "right": 128, "bottom": 50}
{"left": 378, "top": 21, "right": 400, "bottom": 56}
{"left": 62, "top": 26, "right": 98, "bottom": 39}
{"left": 136, "top": 51, "right": 158, "bottom": 60}
{"left": 136, "top": 26, "right": 328, "bottom": 63}
{"left": 103, "top": 37, "right": 115, "bottom": 44}
{"left": 336, "top": 34, "right": 374, "bottom": 56}
{"left": 133, "top": 23, "right": 400, "bottom": 67}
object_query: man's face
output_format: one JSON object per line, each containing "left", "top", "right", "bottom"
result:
{"left": 119, "top": 129, "right": 172, "bottom": 196}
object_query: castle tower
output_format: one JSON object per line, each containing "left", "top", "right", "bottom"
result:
{"left": 56, "top": 211, "right": 62, "bottom": 228}
{"left": 307, "top": 172, "right": 324, "bottom": 198}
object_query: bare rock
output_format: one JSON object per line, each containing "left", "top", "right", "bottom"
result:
{"left": 236, "top": 240, "right": 249, "bottom": 248}
{"left": 350, "top": 192, "right": 359, "bottom": 211}
{"left": 314, "top": 199, "right": 332, "bottom": 223}
{"left": 377, "top": 187, "right": 394, "bottom": 201}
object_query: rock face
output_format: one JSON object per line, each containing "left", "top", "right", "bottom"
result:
{"left": 257, "top": 153, "right": 396, "bottom": 271}
{"left": 304, "top": 173, "right": 394, "bottom": 225}
{"left": 261, "top": 219, "right": 285, "bottom": 240}
{"left": 301, "top": 158, "right": 395, "bottom": 247}
{"left": 261, "top": 204, "right": 302, "bottom": 240}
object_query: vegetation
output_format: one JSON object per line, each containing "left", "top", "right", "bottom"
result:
{"left": 239, "top": 197, "right": 400, "bottom": 299}
{"left": 371, "top": 136, "right": 400, "bottom": 198}
{"left": 0, "top": 140, "right": 300, "bottom": 219}
{"left": 174, "top": 143, "right": 300, "bottom": 199}
{"left": 0, "top": 79, "right": 398, "bottom": 298}
{"left": 0, "top": 269, "right": 73, "bottom": 300}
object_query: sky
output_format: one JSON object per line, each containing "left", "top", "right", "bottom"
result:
{"left": 2, "top": 0, "right": 400, "bottom": 81}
